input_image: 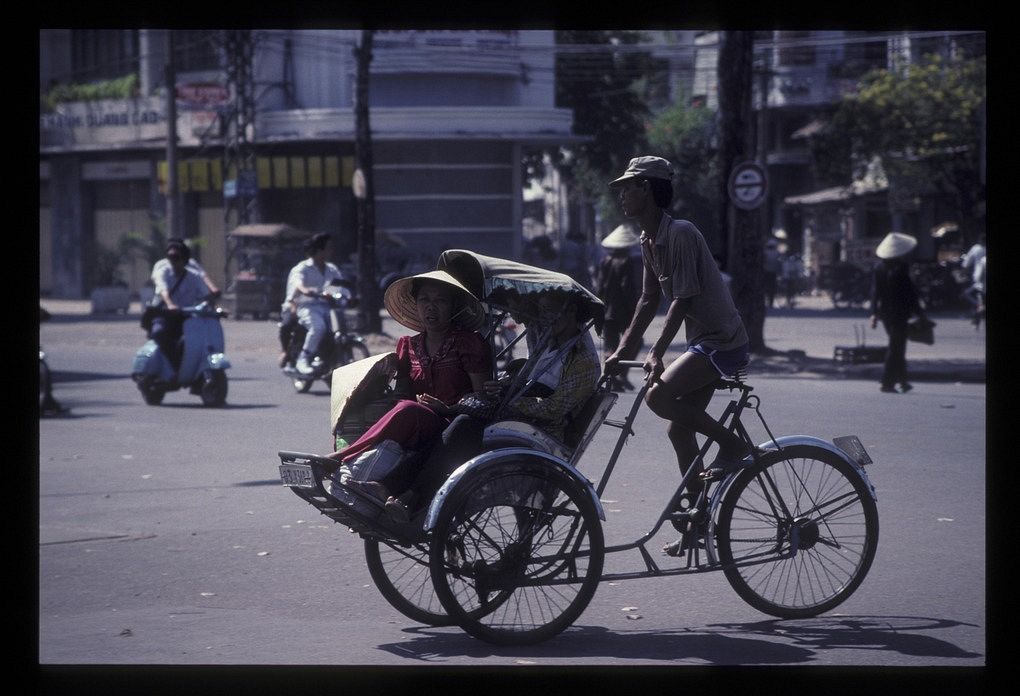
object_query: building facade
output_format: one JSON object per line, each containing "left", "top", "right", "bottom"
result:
{"left": 39, "top": 29, "right": 578, "bottom": 299}
{"left": 751, "top": 30, "right": 985, "bottom": 278}
{"left": 640, "top": 30, "right": 984, "bottom": 280}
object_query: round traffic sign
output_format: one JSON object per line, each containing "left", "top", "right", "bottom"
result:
{"left": 728, "top": 161, "right": 768, "bottom": 211}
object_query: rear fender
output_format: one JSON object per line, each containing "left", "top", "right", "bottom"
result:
{"left": 423, "top": 447, "right": 605, "bottom": 531}
{"left": 754, "top": 435, "right": 877, "bottom": 501}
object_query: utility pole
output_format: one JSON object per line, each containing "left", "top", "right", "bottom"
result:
{"left": 165, "top": 30, "right": 180, "bottom": 240}
{"left": 718, "top": 30, "right": 768, "bottom": 354}
{"left": 223, "top": 30, "right": 258, "bottom": 232}
{"left": 354, "top": 30, "right": 380, "bottom": 333}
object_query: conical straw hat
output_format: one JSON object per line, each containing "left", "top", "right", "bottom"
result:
{"left": 329, "top": 352, "right": 397, "bottom": 436}
{"left": 382, "top": 270, "right": 485, "bottom": 332}
{"left": 601, "top": 224, "right": 640, "bottom": 249}
{"left": 875, "top": 232, "right": 918, "bottom": 259}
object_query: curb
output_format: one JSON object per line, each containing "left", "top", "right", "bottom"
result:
{"left": 749, "top": 353, "right": 985, "bottom": 384}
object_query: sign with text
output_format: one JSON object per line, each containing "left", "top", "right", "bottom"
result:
{"left": 728, "top": 161, "right": 768, "bottom": 211}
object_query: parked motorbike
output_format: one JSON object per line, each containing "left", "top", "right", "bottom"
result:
{"left": 131, "top": 297, "right": 231, "bottom": 407}
{"left": 280, "top": 285, "right": 370, "bottom": 393}
{"left": 911, "top": 258, "right": 968, "bottom": 312}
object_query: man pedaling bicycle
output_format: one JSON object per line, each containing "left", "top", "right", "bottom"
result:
{"left": 603, "top": 156, "right": 753, "bottom": 556}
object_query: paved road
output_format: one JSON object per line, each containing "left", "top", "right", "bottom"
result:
{"left": 37, "top": 299, "right": 987, "bottom": 670}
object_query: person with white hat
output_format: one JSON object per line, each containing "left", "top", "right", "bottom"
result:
{"left": 604, "top": 155, "right": 752, "bottom": 556}
{"left": 325, "top": 270, "right": 490, "bottom": 513}
{"left": 870, "top": 232, "right": 928, "bottom": 393}
{"left": 596, "top": 223, "right": 642, "bottom": 390}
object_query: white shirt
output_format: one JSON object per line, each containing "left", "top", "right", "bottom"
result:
{"left": 156, "top": 266, "right": 210, "bottom": 307}
{"left": 152, "top": 258, "right": 206, "bottom": 294}
{"left": 961, "top": 243, "right": 986, "bottom": 284}
{"left": 286, "top": 259, "right": 346, "bottom": 305}
{"left": 525, "top": 327, "right": 597, "bottom": 391}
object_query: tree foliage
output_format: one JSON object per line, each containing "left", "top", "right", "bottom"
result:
{"left": 645, "top": 92, "right": 721, "bottom": 235}
{"left": 811, "top": 54, "right": 986, "bottom": 228}
{"left": 523, "top": 31, "right": 656, "bottom": 216}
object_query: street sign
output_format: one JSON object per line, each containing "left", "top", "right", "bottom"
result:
{"left": 728, "top": 161, "right": 768, "bottom": 211}
{"left": 223, "top": 171, "right": 257, "bottom": 200}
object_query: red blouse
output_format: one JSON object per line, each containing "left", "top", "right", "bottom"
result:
{"left": 395, "top": 328, "right": 491, "bottom": 406}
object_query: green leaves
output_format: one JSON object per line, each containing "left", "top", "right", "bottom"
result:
{"left": 812, "top": 53, "right": 985, "bottom": 220}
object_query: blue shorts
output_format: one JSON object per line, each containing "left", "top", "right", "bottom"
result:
{"left": 687, "top": 342, "right": 750, "bottom": 378}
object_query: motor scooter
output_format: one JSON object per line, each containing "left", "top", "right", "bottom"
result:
{"left": 280, "top": 284, "right": 369, "bottom": 393}
{"left": 131, "top": 297, "right": 231, "bottom": 407}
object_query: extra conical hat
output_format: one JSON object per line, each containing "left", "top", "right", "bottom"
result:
{"left": 601, "top": 224, "right": 640, "bottom": 249}
{"left": 875, "top": 232, "right": 918, "bottom": 259}
{"left": 382, "top": 270, "right": 485, "bottom": 332}
{"left": 329, "top": 352, "right": 397, "bottom": 436}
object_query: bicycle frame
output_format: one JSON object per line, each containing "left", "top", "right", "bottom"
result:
{"left": 587, "top": 361, "right": 779, "bottom": 578}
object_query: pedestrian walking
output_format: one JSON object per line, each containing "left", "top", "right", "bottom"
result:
{"left": 595, "top": 224, "right": 642, "bottom": 390}
{"left": 763, "top": 238, "right": 781, "bottom": 308}
{"left": 960, "top": 233, "right": 986, "bottom": 328}
{"left": 870, "top": 232, "right": 930, "bottom": 393}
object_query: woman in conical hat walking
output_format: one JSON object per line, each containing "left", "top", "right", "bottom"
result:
{"left": 870, "top": 232, "right": 929, "bottom": 393}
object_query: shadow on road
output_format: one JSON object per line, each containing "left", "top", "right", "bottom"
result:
{"left": 43, "top": 312, "right": 141, "bottom": 325}
{"left": 235, "top": 479, "right": 289, "bottom": 487}
{"left": 51, "top": 370, "right": 128, "bottom": 383}
{"left": 375, "top": 614, "right": 981, "bottom": 665}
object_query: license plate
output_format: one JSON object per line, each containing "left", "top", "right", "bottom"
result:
{"left": 279, "top": 463, "right": 315, "bottom": 488}
{"left": 833, "top": 436, "right": 873, "bottom": 466}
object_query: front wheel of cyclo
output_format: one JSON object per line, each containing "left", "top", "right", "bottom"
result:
{"left": 716, "top": 444, "right": 878, "bottom": 619}
{"left": 364, "top": 538, "right": 454, "bottom": 627}
{"left": 428, "top": 461, "right": 605, "bottom": 646}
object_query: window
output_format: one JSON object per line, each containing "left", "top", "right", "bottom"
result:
{"left": 865, "top": 206, "right": 892, "bottom": 239}
{"left": 70, "top": 30, "right": 139, "bottom": 82}
{"left": 777, "top": 31, "right": 815, "bottom": 67}
{"left": 173, "top": 30, "right": 222, "bottom": 72}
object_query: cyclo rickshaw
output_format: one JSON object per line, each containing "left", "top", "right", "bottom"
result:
{"left": 279, "top": 249, "right": 879, "bottom": 646}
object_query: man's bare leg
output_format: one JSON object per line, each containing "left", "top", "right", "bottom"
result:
{"left": 646, "top": 352, "right": 748, "bottom": 461}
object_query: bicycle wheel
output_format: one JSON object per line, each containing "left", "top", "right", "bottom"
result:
{"left": 716, "top": 444, "right": 878, "bottom": 619}
{"left": 364, "top": 537, "right": 453, "bottom": 626}
{"left": 429, "top": 461, "right": 605, "bottom": 645}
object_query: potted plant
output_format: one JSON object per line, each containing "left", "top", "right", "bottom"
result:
{"left": 89, "top": 243, "right": 132, "bottom": 314}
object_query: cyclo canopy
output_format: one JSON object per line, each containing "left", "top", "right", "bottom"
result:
{"left": 436, "top": 249, "right": 604, "bottom": 335}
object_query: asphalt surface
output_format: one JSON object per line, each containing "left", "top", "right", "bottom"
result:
{"left": 36, "top": 293, "right": 989, "bottom": 680}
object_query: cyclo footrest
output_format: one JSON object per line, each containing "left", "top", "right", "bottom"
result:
{"left": 277, "top": 451, "right": 413, "bottom": 539}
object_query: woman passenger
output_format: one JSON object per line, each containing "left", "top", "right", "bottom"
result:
{"left": 326, "top": 271, "right": 490, "bottom": 506}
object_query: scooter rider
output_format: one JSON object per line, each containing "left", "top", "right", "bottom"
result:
{"left": 151, "top": 237, "right": 220, "bottom": 297}
{"left": 150, "top": 240, "right": 214, "bottom": 367}
{"left": 284, "top": 233, "right": 348, "bottom": 375}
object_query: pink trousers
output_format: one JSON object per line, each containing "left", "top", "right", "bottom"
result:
{"left": 340, "top": 399, "right": 447, "bottom": 463}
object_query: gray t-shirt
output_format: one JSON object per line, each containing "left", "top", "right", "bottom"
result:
{"left": 640, "top": 214, "right": 748, "bottom": 351}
